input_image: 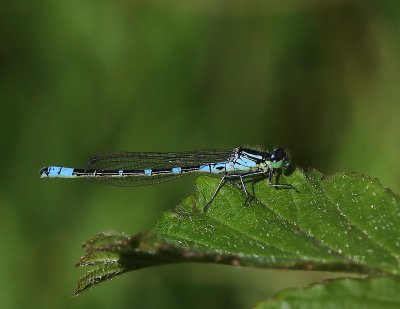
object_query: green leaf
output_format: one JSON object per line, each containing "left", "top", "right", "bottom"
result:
{"left": 254, "top": 276, "right": 400, "bottom": 309}
{"left": 75, "top": 169, "right": 400, "bottom": 295}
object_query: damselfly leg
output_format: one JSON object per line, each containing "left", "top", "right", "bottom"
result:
{"left": 267, "top": 168, "right": 297, "bottom": 190}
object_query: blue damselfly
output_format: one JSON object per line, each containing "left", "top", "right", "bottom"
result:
{"left": 40, "top": 147, "right": 294, "bottom": 212}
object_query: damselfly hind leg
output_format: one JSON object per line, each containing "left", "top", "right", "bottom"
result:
{"left": 203, "top": 176, "right": 227, "bottom": 213}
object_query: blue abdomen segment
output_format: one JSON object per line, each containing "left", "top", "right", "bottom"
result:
{"left": 171, "top": 167, "right": 182, "bottom": 174}
{"left": 199, "top": 161, "right": 238, "bottom": 174}
{"left": 198, "top": 157, "right": 259, "bottom": 174}
{"left": 199, "top": 162, "right": 226, "bottom": 174}
{"left": 233, "top": 156, "right": 258, "bottom": 171}
{"left": 40, "top": 166, "right": 77, "bottom": 178}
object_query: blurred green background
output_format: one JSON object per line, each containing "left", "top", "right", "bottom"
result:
{"left": 1, "top": 1, "right": 400, "bottom": 308}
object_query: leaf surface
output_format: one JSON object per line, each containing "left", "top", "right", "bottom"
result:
{"left": 75, "top": 169, "right": 400, "bottom": 294}
{"left": 254, "top": 277, "right": 400, "bottom": 309}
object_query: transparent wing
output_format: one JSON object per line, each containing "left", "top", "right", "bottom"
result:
{"left": 87, "top": 150, "right": 233, "bottom": 170}
{"left": 86, "top": 150, "right": 233, "bottom": 187}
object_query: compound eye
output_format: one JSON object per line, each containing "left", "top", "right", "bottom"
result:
{"left": 272, "top": 147, "right": 286, "bottom": 162}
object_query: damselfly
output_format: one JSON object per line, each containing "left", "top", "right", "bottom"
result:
{"left": 40, "top": 147, "right": 294, "bottom": 212}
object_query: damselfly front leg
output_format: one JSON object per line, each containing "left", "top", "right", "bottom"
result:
{"left": 267, "top": 168, "right": 297, "bottom": 190}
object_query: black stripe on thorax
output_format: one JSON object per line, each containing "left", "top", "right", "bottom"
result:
{"left": 237, "top": 148, "right": 269, "bottom": 164}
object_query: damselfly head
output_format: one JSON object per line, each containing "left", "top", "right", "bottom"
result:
{"left": 270, "top": 147, "right": 290, "bottom": 169}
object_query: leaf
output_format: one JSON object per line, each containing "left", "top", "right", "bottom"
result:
{"left": 254, "top": 276, "right": 400, "bottom": 309}
{"left": 75, "top": 169, "right": 400, "bottom": 294}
